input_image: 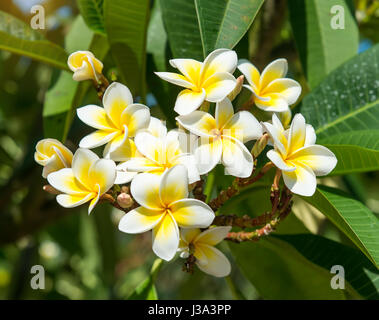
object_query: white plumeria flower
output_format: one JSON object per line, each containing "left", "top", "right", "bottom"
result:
{"left": 178, "top": 227, "right": 231, "bottom": 278}
{"left": 112, "top": 120, "right": 200, "bottom": 183}
{"left": 155, "top": 48, "right": 237, "bottom": 115}
{"left": 47, "top": 149, "right": 116, "bottom": 214}
{"left": 176, "top": 98, "right": 262, "bottom": 177}
{"left": 34, "top": 139, "right": 73, "bottom": 178}
{"left": 67, "top": 51, "right": 103, "bottom": 82}
{"left": 77, "top": 82, "right": 150, "bottom": 157}
{"left": 118, "top": 165, "right": 215, "bottom": 261}
{"left": 262, "top": 114, "right": 337, "bottom": 196}
{"left": 238, "top": 58, "right": 301, "bottom": 113}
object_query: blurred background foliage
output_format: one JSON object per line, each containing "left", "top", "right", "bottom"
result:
{"left": 0, "top": 0, "right": 378, "bottom": 300}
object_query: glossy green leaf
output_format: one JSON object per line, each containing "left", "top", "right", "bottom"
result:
{"left": 128, "top": 259, "right": 163, "bottom": 300}
{"left": 43, "top": 17, "right": 108, "bottom": 141}
{"left": 77, "top": 0, "right": 105, "bottom": 34}
{"left": 0, "top": 10, "right": 68, "bottom": 70}
{"left": 230, "top": 237, "right": 350, "bottom": 299}
{"left": 301, "top": 44, "right": 379, "bottom": 140}
{"left": 277, "top": 234, "right": 379, "bottom": 299}
{"left": 301, "top": 185, "right": 379, "bottom": 269}
{"left": 160, "top": 0, "right": 203, "bottom": 60}
{"left": 195, "top": 0, "right": 264, "bottom": 55}
{"left": 289, "top": 0, "right": 359, "bottom": 88}
{"left": 320, "top": 130, "right": 379, "bottom": 175}
{"left": 104, "top": 0, "right": 149, "bottom": 97}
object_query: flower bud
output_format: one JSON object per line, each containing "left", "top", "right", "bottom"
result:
{"left": 227, "top": 75, "right": 244, "bottom": 101}
{"left": 34, "top": 139, "right": 73, "bottom": 178}
{"left": 117, "top": 192, "right": 134, "bottom": 209}
{"left": 67, "top": 51, "right": 103, "bottom": 82}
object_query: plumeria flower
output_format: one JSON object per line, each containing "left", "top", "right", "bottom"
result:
{"left": 262, "top": 113, "right": 337, "bottom": 196}
{"left": 68, "top": 51, "right": 103, "bottom": 82}
{"left": 177, "top": 98, "right": 262, "bottom": 177}
{"left": 34, "top": 139, "right": 73, "bottom": 178}
{"left": 238, "top": 58, "right": 301, "bottom": 113}
{"left": 47, "top": 149, "right": 116, "bottom": 214}
{"left": 155, "top": 49, "right": 237, "bottom": 115}
{"left": 118, "top": 165, "right": 215, "bottom": 261}
{"left": 178, "top": 227, "right": 232, "bottom": 277}
{"left": 77, "top": 82, "right": 150, "bottom": 157}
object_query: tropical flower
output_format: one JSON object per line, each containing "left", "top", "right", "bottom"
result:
{"left": 262, "top": 113, "right": 337, "bottom": 196}
{"left": 47, "top": 148, "right": 116, "bottom": 214}
{"left": 238, "top": 58, "right": 301, "bottom": 113}
{"left": 178, "top": 227, "right": 232, "bottom": 277}
{"left": 176, "top": 98, "right": 262, "bottom": 177}
{"left": 118, "top": 165, "right": 215, "bottom": 261}
{"left": 67, "top": 51, "right": 103, "bottom": 82}
{"left": 77, "top": 82, "right": 150, "bottom": 157}
{"left": 34, "top": 139, "right": 73, "bottom": 178}
{"left": 155, "top": 49, "right": 237, "bottom": 115}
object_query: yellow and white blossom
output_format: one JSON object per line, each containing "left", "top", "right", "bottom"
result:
{"left": 262, "top": 114, "right": 337, "bottom": 196}
{"left": 238, "top": 58, "right": 301, "bottom": 112}
{"left": 77, "top": 82, "right": 150, "bottom": 157}
{"left": 118, "top": 165, "right": 215, "bottom": 261}
{"left": 68, "top": 51, "right": 103, "bottom": 82}
{"left": 34, "top": 139, "right": 73, "bottom": 178}
{"left": 178, "top": 227, "right": 231, "bottom": 277}
{"left": 176, "top": 98, "right": 262, "bottom": 177}
{"left": 47, "top": 148, "right": 116, "bottom": 214}
{"left": 155, "top": 49, "right": 237, "bottom": 115}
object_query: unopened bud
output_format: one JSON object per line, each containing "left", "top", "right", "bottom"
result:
{"left": 251, "top": 133, "right": 269, "bottom": 158}
{"left": 228, "top": 75, "right": 244, "bottom": 101}
{"left": 117, "top": 192, "right": 134, "bottom": 209}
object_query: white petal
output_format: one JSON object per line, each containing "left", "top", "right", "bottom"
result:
{"left": 148, "top": 117, "right": 167, "bottom": 138}
{"left": 221, "top": 136, "right": 253, "bottom": 178}
{"left": 103, "top": 82, "right": 133, "bottom": 127}
{"left": 237, "top": 59, "right": 260, "bottom": 88}
{"left": 196, "top": 244, "right": 231, "bottom": 277}
{"left": 173, "top": 154, "right": 200, "bottom": 184}
{"left": 88, "top": 184, "right": 101, "bottom": 214}
{"left": 105, "top": 138, "right": 138, "bottom": 161}
{"left": 130, "top": 172, "right": 162, "bottom": 210}
{"left": 159, "top": 164, "right": 188, "bottom": 206}
{"left": 120, "top": 103, "right": 150, "bottom": 137}
{"left": 180, "top": 228, "right": 201, "bottom": 245}
{"left": 266, "top": 150, "right": 296, "bottom": 172}
{"left": 195, "top": 226, "right": 231, "bottom": 246}
{"left": 288, "top": 113, "right": 306, "bottom": 154}
{"left": 288, "top": 145, "right": 337, "bottom": 176}
{"left": 176, "top": 111, "right": 217, "bottom": 137}
{"left": 79, "top": 130, "right": 118, "bottom": 149}
{"left": 215, "top": 98, "right": 234, "bottom": 130}
{"left": 119, "top": 157, "right": 160, "bottom": 173}
{"left": 77, "top": 105, "right": 114, "bottom": 130}
{"left": 102, "top": 126, "right": 129, "bottom": 157}
{"left": 272, "top": 113, "right": 285, "bottom": 132}
{"left": 194, "top": 137, "right": 223, "bottom": 175}
{"left": 47, "top": 168, "right": 87, "bottom": 195}
{"left": 282, "top": 163, "right": 316, "bottom": 196}
{"left": 259, "top": 58, "right": 288, "bottom": 89}
{"left": 305, "top": 124, "right": 316, "bottom": 146}
{"left": 56, "top": 193, "right": 94, "bottom": 208}
{"left": 264, "top": 78, "right": 301, "bottom": 105}
{"left": 88, "top": 159, "right": 116, "bottom": 194}
{"left": 154, "top": 72, "right": 194, "bottom": 89}
{"left": 115, "top": 170, "right": 137, "bottom": 184}
{"left": 152, "top": 213, "right": 180, "bottom": 261}
{"left": 254, "top": 93, "right": 289, "bottom": 112}
{"left": 134, "top": 131, "right": 163, "bottom": 163}
{"left": 203, "top": 72, "right": 236, "bottom": 103}
{"left": 72, "top": 148, "right": 99, "bottom": 188}
{"left": 223, "top": 111, "right": 262, "bottom": 143}
{"left": 202, "top": 49, "right": 237, "bottom": 79}
{"left": 118, "top": 206, "right": 164, "bottom": 234}
{"left": 243, "top": 84, "right": 270, "bottom": 101}
{"left": 170, "top": 199, "right": 215, "bottom": 228}
{"left": 169, "top": 59, "right": 202, "bottom": 84}
{"left": 261, "top": 121, "right": 287, "bottom": 155}
{"left": 174, "top": 89, "right": 206, "bottom": 115}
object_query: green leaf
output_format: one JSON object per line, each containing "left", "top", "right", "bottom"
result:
{"left": 160, "top": 0, "right": 203, "bottom": 60}
{"left": 229, "top": 237, "right": 349, "bottom": 299}
{"left": 43, "top": 17, "right": 109, "bottom": 141}
{"left": 301, "top": 185, "right": 379, "bottom": 269}
{"left": 301, "top": 44, "right": 379, "bottom": 140}
{"left": 77, "top": 0, "right": 105, "bottom": 34}
{"left": 277, "top": 234, "right": 379, "bottom": 299}
{"left": 104, "top": 0, "right": 150, "bottom": 97}
{"left": 319, "top": 130, "right": 379, "bottom": 175}
{"left": 0, "top": 10, "right": 68, "bottom": 70}
{"left": 128, "top": 259, "right": 163, "bottom": 300}
{"left": 289, "top": 0, "right": 359, "bottom": 88}
{"left": 194, "top": 0, "right": 264, "bottom": 56}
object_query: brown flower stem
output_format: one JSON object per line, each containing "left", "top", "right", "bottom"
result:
{"left": 92, "top": 73, "right": 110, "bottom": 100}
{"left": 208, "top": 162, "right": 274, "bottom": 211}
{"left": 212, "top": 212, "right": 275, "bottom": 228}
{"left": 192, "top": 179, "right": 206, "bottom": 202}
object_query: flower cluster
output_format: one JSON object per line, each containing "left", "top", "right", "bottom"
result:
{"left": 35, "top": 48, "right": 337, "bottom": 278}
